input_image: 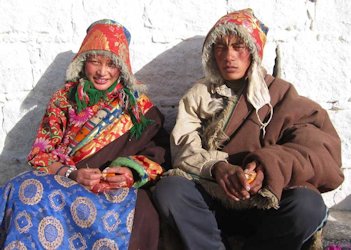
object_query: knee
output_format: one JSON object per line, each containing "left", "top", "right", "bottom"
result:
{"left": 281, "top": 188, "right": 327, "bottom": 230}
{"left": 290, "top": 188, "right": 326, "bottom": 218}
{"left": 153, "top": 176, "right": 194, "bottom": 215}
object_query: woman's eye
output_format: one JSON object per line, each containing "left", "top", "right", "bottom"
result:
{"left": 89, "top": 60, "right": 100, "bottom": 65}
{"left": 108, "top": 63, "right": 117, "bottom": 68}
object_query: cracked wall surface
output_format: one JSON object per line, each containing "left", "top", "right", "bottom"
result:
{"left": 0, "top": 0, "right": 350, "bottom": 209}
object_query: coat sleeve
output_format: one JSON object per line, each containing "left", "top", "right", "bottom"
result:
{"left": 171, "top": 83, "right": 228, "bottom": 179}
{"left": 120, "top": 105, "right": 170, "bottom": 188}
{"left": 244, "top": 86, "right": 344, "bottom": 199}
{"left": 27, "top": 88, "right": 75, "bottom": 173}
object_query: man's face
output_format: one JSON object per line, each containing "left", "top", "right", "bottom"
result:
{"left": 214, "top": 35, "right": 251, "bottom": 81}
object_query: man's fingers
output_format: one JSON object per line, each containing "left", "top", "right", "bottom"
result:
{"left": 227, "top": 175, "right": 250, "bottom": 200}
{"left": 246, "top": 161, "right": 257, "bottom": 172}
{"left": 248, "top": 169, "right": 264, "bottom": 194}
{"left": 219, "top": 179, "right": 240, "bottom": 201}
{"left": 235, "top": 171, "right": 251, "bottom": 193}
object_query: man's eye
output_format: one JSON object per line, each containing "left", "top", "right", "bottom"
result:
{"left": 215, "top": 45, "right": 225, "bottom": 51}
{"left": 215, "top": 44, "right": 225, "bottom": 48}
{"left": 233, "top": 44, "right": 245, "bottom": 49}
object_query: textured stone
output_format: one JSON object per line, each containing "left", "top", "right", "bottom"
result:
{"left": 323, "top": 209, "right": 351, "bottom": 248}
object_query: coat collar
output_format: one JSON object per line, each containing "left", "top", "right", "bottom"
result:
{"left": 223, "top": 74, "right": 275, "bottom": 139}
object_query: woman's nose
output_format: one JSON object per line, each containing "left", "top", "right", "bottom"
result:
{"left": 97, "top": 65, "right": 108, "bottom": 75}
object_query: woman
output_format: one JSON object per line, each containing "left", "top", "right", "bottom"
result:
{"left": 0, "top": 19, "right": 169, "bottom": 250}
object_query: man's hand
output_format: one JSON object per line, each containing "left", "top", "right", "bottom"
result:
{"left": 212, "top": 161, "right": 251, "bottom": 201}
{"left": 245, "top": 161, "right": 264, "bottom": 195}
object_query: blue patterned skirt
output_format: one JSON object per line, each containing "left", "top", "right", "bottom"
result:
{"left": 0, "top": 170, "right": 137, "bottom": 250}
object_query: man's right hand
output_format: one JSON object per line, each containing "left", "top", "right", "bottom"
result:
{"left": 211, "top": 161, "right": 251, "bottom": 201}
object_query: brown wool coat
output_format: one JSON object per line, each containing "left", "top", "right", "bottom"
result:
{"left": 222, "top": 74, "right": 344, "bottom": 200}
{"left": 170, "top": 74, "right": 344, "bottom": 208}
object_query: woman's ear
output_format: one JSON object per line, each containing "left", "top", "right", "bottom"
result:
{"left": 79, "top": 60, "right": 87, "bottom": 78}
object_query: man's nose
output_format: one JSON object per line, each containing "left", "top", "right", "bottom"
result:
{"left": 225, "top": 47, "right": 237, "bottom": 61}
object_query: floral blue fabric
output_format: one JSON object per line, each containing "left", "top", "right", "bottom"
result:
{"left": 0, "top": 170, "right": 137, "bottom": 249}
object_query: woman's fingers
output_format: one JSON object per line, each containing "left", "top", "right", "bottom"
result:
{"left": 102, "top": 166, "right": 134, "bottom": 187}
{"left": 75, "top": 168, "right": 102, "bottom": 188}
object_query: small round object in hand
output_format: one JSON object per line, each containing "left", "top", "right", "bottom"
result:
{"left": 244, "top": 170, "right": 257, "bottom": 184}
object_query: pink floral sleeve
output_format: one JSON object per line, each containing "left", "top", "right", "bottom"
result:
{"left": 27, "top": 85, "right": 76, "bottom": 174}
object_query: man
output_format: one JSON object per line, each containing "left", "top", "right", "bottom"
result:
{"left": 153, "top": 9, "right": 344, "bottom": 250}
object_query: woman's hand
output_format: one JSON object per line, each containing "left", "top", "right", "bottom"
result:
{"left": 212, "top": 161, "right": 251, "bottom": 201}
{"left": 68, "top": 166, "right": 134, "bottom": 192}
{"left": 102, "top": 166, "right": 134, "bottom": 188}
{"left": 70, "top": 168, "right": 102, "bottom": 189}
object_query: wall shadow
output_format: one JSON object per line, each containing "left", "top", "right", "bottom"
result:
{"left": 135, "top": 35, "right": 205, "bottom": 132}
{"left": 0, "top": 36, "right": 205, "bottom": 184}
{"left": 0, "top": 51, "right": 74, "bottom": 185}
{"left": 332, "top": 194, "right": 351, "bottom": 210}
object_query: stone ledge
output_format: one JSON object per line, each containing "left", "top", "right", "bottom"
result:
{"left": 323, "top": 209, "right": 351, "bottom": 249}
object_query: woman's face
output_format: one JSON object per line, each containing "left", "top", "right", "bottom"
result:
{"left": 84, "top": 55, "right": 121, "bottom": 90}
{"left": 214, "top": 35, "right": 251, "bottom": 81}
